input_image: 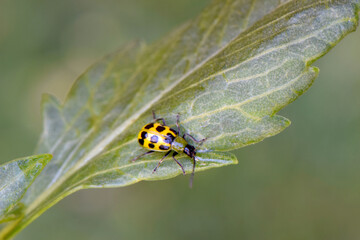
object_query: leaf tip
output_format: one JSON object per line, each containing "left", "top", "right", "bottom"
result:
{"left": 232, "top": 156, "right": 239, "bottom": 165}
{"left": 37, "top": 153, "right": 53, "bottom": 165}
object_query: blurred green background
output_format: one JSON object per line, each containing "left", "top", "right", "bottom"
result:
{"left": 1, "top": 0, "right": 360, "bottom": 239}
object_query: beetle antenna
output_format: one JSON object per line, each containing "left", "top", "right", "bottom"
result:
{"left": 189, "top": 156, "right": 196, "bottom": 188}
{"left": 189, "top": 138, "right": 207, "bottom": 188}
{"left": 193, "top": 138, "right": 207, "bottom": 153}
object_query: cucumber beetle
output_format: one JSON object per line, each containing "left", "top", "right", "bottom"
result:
{"left": 132, "top": 111, "right": 206, "bottom": 187}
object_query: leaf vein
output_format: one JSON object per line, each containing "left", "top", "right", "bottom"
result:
{"left": 183, "top": 68, "right": 309, "bottom": 123}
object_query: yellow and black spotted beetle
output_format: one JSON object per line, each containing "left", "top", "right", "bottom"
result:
{"left": 132, "top": 111, "right": 206, "bottom": 187}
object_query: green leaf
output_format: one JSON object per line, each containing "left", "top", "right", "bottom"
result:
{"left": 0, "top": 154, "right": 52, "bottom": 223}
{"left": 1, "top": 0, "right": 359, "bottom": 238}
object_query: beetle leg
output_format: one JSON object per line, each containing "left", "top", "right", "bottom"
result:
{"left": 189, "top": 157, "right": 196, "bottom": 188}
{"left": 152, "top": 110, "right": 166, "bottom": 125}
{"left": 172, "top": 152, "right": 185, "bottom": 175}
{"left": 176, "top": 114, "right": 181, "bottom": 136}
{"left": 131, "top": 150, "right": 154, "bottom": 162}
{"left": 153, "top": 151, "right": 171, "bottom": 173}
{"left": 183, "top": 133, "right": 207, "bottom": 145}
{"left": 154, "top": 118, "right": 166, "bottom": 125}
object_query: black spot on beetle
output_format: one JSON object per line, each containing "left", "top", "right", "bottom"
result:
{"left": 170, "top": 128, "right": 177, "bottom": 135}
{"left": 156, "top": 126, "right": 165, "bottom": 132}
{"left": 164, "top": 136, "right": 173, "bottom": 144}
{"left": 144, "top": 123, "right": 154, "bottom": 129}
{"left": 148, "top": 143, "right": 155, "bottom": 149}
{"left": 167, "top": 133, "right": 175, "bottom": 141}
{"left": 138, "top": 139, "right": 144, "bottom": 145}
{"left": 150, "top": 135, "right": 159, "bottom": 143}
{"left": 141, "top": 131, "right": 148, "bottom": 139}
{"left": 159, "top": 145, "right": 170, "bottom": 150}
